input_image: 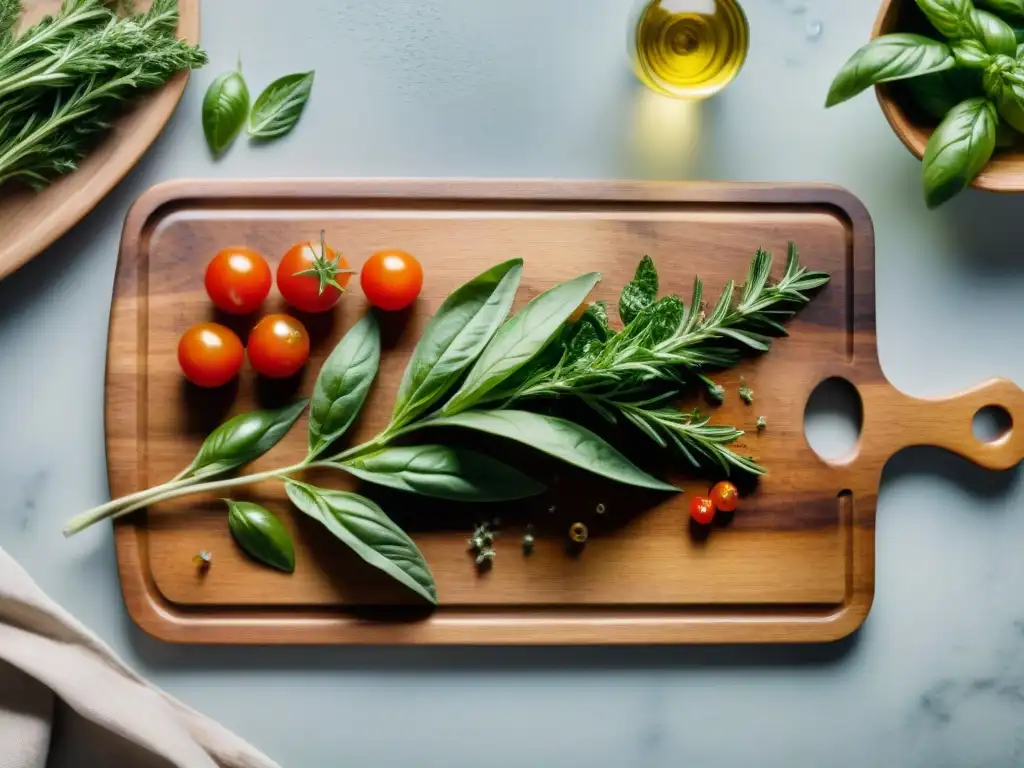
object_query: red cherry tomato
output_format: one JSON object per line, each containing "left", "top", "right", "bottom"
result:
{"left": 277, "top": 236, "right": 352, "bottom": 313}
{"left": 178, "top": 322, "right": 244, "bottom": 388}
{"left": 709, "top": 481, "right": 739, "bottom": 513}
{"left": 689, "top": 496, "right": 716, "bottom": 526}
{"left": 360, "top": 249, "right": 423, "bottom": 311}
{"left": 247, "top": 314, "right": 310, "bottom": 379}
{"left": 204, "top": 247, "right": 272, "bottom": 315}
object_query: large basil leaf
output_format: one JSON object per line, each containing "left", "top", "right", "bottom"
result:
{"left": 916, "top": 0, "right": 975, "bottom": 39}
{"left": 225, "top": 500, "right": 295, "bottom": 573}
{"left": 825, "top": 34, "right": 955, "bottom": 107}
{"left": 618, "top": 256, "right": 658, "bottom": 325}
{"left": 968, "top": 10, "right": 1017, "bottom": 56}
{"left": 202, "top": 69, "right": 249, "bottom": 157}
{"left": 248, "top": 71, "right": 315, "bottom": 140}
{"left": 391, "top": 259, "right": 522, "bottom": 428}
{"left": 978, "top": 0, "right": 1024, "bottom": 20}
{"left": 922, "top": 97, "right": 998, "bottom": 209}
{"left": 337, "top": 444, "right": 545, "bottom": 501}
{"left": 421, "top": 410, "right": 678, "bottom": 492}
{"left": 308, "top": 314, "right": 380, "bottom": 458}
{"left": 441, "top": 272, "right": 601, "bottom": 414}
{"left": 285, "top": 480, "right": 437, "bottom": 604}
{"left": 184, "top": 400, "right": 308, "bottom": 479}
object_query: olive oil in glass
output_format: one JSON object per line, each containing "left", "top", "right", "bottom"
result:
{"left": 629, "top": 0, "right": 749, "bottom": 99}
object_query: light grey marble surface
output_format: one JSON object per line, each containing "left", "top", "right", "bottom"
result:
{"left": 2, "top": 0, "right": 1024, "bottom": 765}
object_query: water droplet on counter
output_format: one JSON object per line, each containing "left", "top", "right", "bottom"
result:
{"left": 806, "top": 19, "right": 824, "bottom": 40}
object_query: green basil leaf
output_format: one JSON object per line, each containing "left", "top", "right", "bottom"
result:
{"left": 922, "top": 97, "right": 998, "bottom": 209}
{"left": 248, "top": 71, "right": 314, "bottom": 140}
{"left": 916, "top": 0, "right": 975, "bottom": 39}
{"left": 391, "top": 259, "right": 522, "bottom": 428}
{"left": 968, "top": 9, "right": 1017, "bottom": 56}
{"left": 202, "top": 69, "right": 249, "bottom": 157}
{"left": 422, "top": 410, "right": 679, "bottom": 492}
{"left": 225, "top": 500, "right": 295, "bottom": 573}
{"left": 441, "top": 272, "right": 601, "bottom": 414}
{"left": 185, "top": 400, "right": 308, "bottom": 480}
{"left": 977, "top": 0, "right": 1024, "bottom": 20}
{"left": 284, "top": 480, "right": 437, "bottom": 604}
{"left": 337, "top": 444, "right": 545, "bottom": 501}
{"left": 308, "top": 314, "right": 380, "bottom": 458}
{"left": 618, "top": 256, "right": 658, "bottom": 325}
{"left": 953, "top": 38, "right": 993, "bottom": 68}
{"left": 826, "top": 34, "right": 956, "bottom": 107}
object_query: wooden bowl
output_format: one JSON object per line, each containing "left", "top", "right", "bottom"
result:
{"left": 873, "top": 0, "right": 1024, "bottom": 192}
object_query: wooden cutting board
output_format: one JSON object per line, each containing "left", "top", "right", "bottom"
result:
{"left": 0, "top": 0, "right": 199, "bottom": 283}
{"left": 104, "top": 179, "right": 1024, "bottom": 645}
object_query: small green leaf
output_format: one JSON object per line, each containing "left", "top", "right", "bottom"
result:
{"left": 336, "top": 444, "right": 545, "bottom": 501}
{"left": 248, "top": 71, "right": 314, "bottom": 140}
{"left": 977, "top": 0, "right": 1024, "bottom": 20}
{"left": 618, "top": 256, "right": 658, "bottom": 325}
{"left": 922, "top": 97, "right": 998, "bottom": 209}
{"left": 308, "top": 314, "right": 380, "bottom": 458}
{"left": 825, "top": 34, "right": 956, "bottom": 107}
{"left": 225, "top": 500, "right": 295, "bottom": 573}
{"left": 421, "top": 409, "right": 679, "bottom": 492}
{"left": 952, "top": 38, "right": 992, "bottom": 68}
{"left": 285, "top": 480, "right": 437, "bottom": 604}
{"left": 916, "top": 0, "right": 975, "bottom": 39}
{"left": 185, "top": 400, "right": 308, "bottom": 480}
{"left": 441, "top": 272, "right": 601, "bottom": 414}
{"left": 391, "top": 259, "right": 522, "bottom": 428}
{"left": 202, "top": 69, "right": 249, "bottom": 157}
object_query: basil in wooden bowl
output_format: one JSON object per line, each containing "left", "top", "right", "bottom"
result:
{"left": 827, "top": 0, "right": 1024, "bottom": 209}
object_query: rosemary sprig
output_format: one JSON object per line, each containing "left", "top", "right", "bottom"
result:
{"left": 496, "top": 244, "right": 828, "bottom": 475}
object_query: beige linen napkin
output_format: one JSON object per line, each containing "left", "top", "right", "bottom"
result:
{"left": 0, "top": 545, "right": 280, "bottom": 768}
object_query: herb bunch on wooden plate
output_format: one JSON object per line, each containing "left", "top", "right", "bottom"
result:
{"left": 0, "top": 0, "right": 206, "bottom": 189}
{"left": 63, "top": 247, "right": 829, "bottom": 605}
{"left": 826, "top": 0, "right": 1024, "bottom": 208}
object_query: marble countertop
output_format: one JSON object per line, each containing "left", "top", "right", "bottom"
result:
{"left": 2, "top": 0, "right": 1024, "bottom": 765}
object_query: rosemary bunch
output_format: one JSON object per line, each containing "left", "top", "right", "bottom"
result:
{"left": 0, "top": 0, "right": 206, "bottom": 189}
{"left": 490, "top": 244, "right": 829, "bottom": 475}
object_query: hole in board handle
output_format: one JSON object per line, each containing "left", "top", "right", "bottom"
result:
{"left": 972, "top": 405, "right": 1012, "bottom": 445}
{"left": 803, "top": 377, "right": 863, "bottom": 462}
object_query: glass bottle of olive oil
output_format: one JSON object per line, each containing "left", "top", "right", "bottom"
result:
{"left": 628, "top": 0, "right": 749, "bottom": 100}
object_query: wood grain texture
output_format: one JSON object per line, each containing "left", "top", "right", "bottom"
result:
{"left": 0, "top": 0, "right": 200, "bottom": 282}
{"left": 872, "top": 0, "right": 1024, "bottom": 193}
{"left": 105, "top": 179, "right": 1024, "bottom": 645}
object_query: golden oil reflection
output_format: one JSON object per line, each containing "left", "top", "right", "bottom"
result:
{"left": 627, "top": 86, "right": 703, "bottom": 179}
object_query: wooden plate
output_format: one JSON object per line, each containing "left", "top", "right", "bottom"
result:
{"left": 0, "top": 0, "right": 200, "bottom": 282}
{"left": 104, "top": 179, "right": 1024, "bottom": 645}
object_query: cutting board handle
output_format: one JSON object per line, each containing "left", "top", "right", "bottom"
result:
{"left": 864, "top": 377, "right": 1024, "bottom": 471}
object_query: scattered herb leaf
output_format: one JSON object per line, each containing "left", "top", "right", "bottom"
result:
{"left": 248, "top": 70, "right": 314, "bottom": 140}
{"left": 203, "top": 68, "right": 249, "bottom": 157}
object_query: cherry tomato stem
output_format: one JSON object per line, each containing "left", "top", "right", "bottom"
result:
{"left": 277, "top": 235, "right": 352, "bottom": 313}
